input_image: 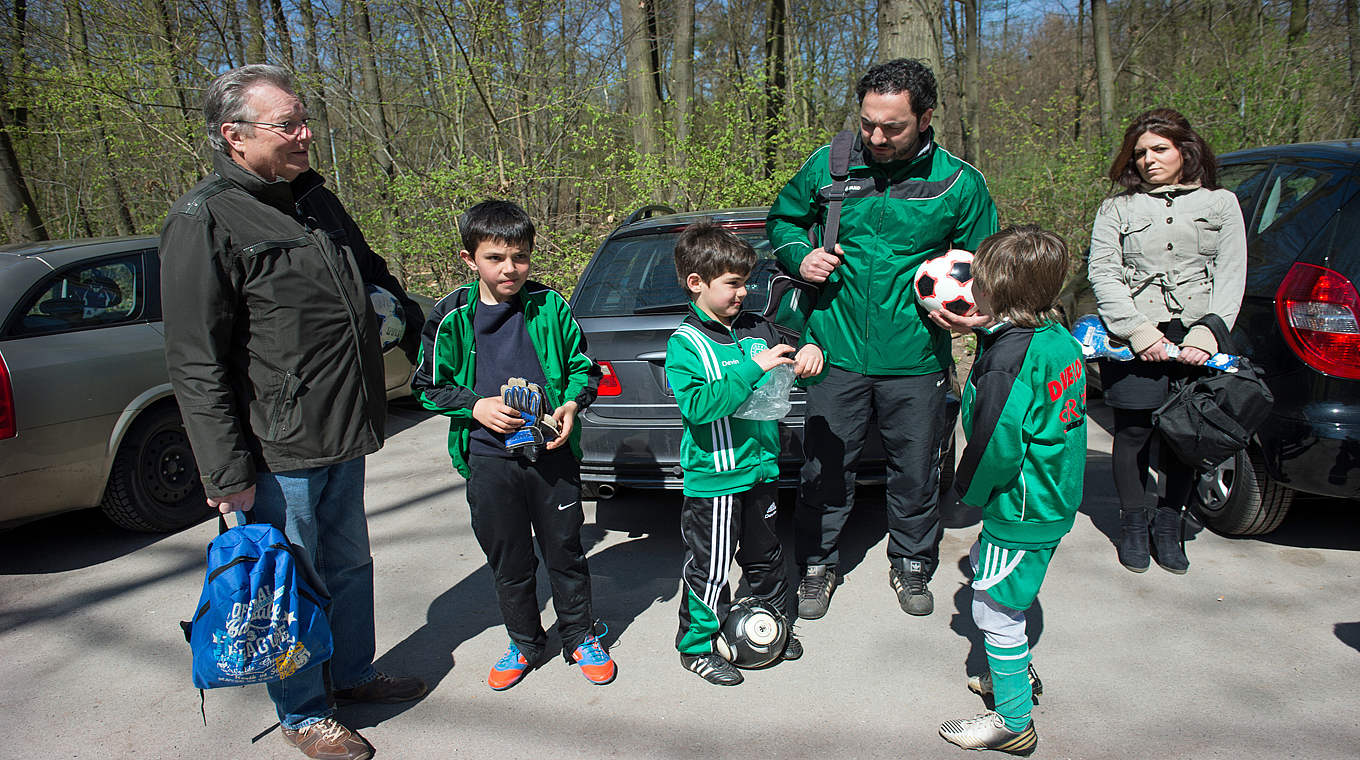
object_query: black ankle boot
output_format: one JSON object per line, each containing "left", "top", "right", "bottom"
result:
{"left": 1117, "top": 508, "right": 1150, "bottom": 573}
{"left": 1152, "top": 506, "right": 1190, "bottom": 574}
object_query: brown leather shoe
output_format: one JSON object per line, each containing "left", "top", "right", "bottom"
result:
{"left": 280, "top": 717, "right": 373, "bottom": 760}
{"left": 332, "top": 671, "right": 428, "bottom": 704}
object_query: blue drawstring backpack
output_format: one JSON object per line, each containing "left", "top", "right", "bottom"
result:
{"left": 182, "top": 518, "right": 333, "bottom": 692}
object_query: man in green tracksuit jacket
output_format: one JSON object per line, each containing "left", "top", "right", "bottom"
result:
{"left": 939, "top": 226, "right": 1086, "bottom": 756}
{"left": 767, "top": 58, "right": 999, "bottom": 620}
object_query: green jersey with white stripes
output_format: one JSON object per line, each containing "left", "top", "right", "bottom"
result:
{"left": 666, "top": 304, "right": 784, "bottom": 497}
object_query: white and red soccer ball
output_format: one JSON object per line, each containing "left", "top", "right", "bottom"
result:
{"left": 913, "top": 249, "right": 975, "bottom": 316}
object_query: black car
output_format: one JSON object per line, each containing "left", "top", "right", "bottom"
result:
{"left": 1064, "top": 140, "right": 1360, "bottom": 535}
{"left": 571, "top": 206, "right": 957, "bottom": 497}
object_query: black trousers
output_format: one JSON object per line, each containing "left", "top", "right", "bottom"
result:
{"left": 676, "top": 482, "right": 789, "bottom": 654}
{"left": 796, "top": 366, "right": 947, "bottom": 577}
{"left": 466, "top": 450, "right": 594, "bottom": 662}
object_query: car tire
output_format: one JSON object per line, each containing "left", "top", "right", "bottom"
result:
{"left": 1190, "top": 446, "right": 1294, "bottom": 536}
{"left": 101, "top": 404, "right": 208, "bottom": 532}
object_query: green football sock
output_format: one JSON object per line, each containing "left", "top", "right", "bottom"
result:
{"left": 985, "top": 641, "right": 1032, "bottom": 732}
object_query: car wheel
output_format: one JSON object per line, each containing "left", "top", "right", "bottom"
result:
{"left": 1190, "top": 447, "right": 1294, "bottom": 536}
{"left": 101, "top": 405, "right": 208, "bottom": 532}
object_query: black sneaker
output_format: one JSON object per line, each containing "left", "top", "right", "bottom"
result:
{"left": 889, "top": 560, "right": 933, "bottom": 616}
{"left": 939, "top": 711, "right": 1038, "bottom": 755}
{"left": 797, "top": 565, "right": 836, "bottom": 620}
{"left": 680, "top": 653, "right": 744, "bottom": 686}
{"left": 781, "top": 635, "right": 803, "bottom": 661}
{"left": 967, "top": 663, "right": 1043, "bottom": 702}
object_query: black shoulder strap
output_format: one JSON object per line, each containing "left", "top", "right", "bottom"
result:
{"left": 822, "top": 130, "right": 856, "bottom": 254}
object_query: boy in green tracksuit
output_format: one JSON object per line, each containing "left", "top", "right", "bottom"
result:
{"left": 411, "top": 200, "right": 617, "bottom": 692}
{"left": 939, "top": 226, "right": 1087, "bottom": 756}
{"left": 665, "top": 222, "right": 824, "bottom": 686}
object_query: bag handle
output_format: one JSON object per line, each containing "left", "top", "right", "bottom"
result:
{"left": 1190, "top": 313, "right": 1240, "bottom": 356}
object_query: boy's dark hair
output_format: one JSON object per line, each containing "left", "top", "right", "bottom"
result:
{"left": 674, "top": 221, "right": 757, "bottom": 295}
{"left": 460, "top": 200, "right": 535, "bottom": 253}
{"left": 1109, "top": 108, "right": 1219, "bottom": 190}
{"left": 855, "top": 58, "right": 937, "bottom": 116}
{"left": 972, "top": 226, "right": 1069, "bottom": 329}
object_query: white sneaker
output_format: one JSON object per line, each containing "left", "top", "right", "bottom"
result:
{"left": 939, "top": 711, "right": 1038, "bottom": 755}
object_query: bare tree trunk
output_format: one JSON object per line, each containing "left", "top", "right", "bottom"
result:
{"left": 298, "top": 0, "right": 333, "bottom": 182}
{"left": 1287, "top": 0, "right": 1309, "bottom": 141}
{"left": 69, "top": 1, "right": 134, "bottom": 234}
{"left": 671, "top": 0, "right": 695, "bottom": 166}
{"left": 226, "top": 0, "right": 246, "bottom": 66}
{"left": 268, "top": 0, "right": 295, "bottom": 69}
{"left": 620, "top": 0, "right": 661, "bottom": 156}
{"left": 1, "top": 0, "right": 45, "bottom": 241}
{"left": 1349, "top": 0, "right": 1360, "bottom": 136}
{"left": 960, "top": 0, "right": 979, "bottom": 163}
{"left": 876, "top": 0, "right": 943, "bottom": 74}
{"left": 763, "top": 0, "right": 787, "bottom": 177}
{"left": 357, "top": 0, "right": 396, "bottom": 179}
{"left": 245, "top": 0, "right": 267, "bottom": 63}
{"left": 1073, "top": 0, "right": 1085, "bottom": 142}
{"left": 1091, "top": 0, "right": 1115, "bottom": 139}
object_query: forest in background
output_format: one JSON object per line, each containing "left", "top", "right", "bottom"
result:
{"left": 1, "top": 0, "right": 1356, "bottom": 296}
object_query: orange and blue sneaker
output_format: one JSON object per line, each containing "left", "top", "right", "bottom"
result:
{"left": 571, "top": 634, "right": 617, "bottom": 685}
{"left": 488, "top": 642, "right": 534, "bottom": 691}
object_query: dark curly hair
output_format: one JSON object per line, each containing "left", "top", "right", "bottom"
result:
{"left": 855, "top": 58, "right": 937, "bottom": 117}
{"left": 1108, "top": 108, "right": 1218, "bottom": 190}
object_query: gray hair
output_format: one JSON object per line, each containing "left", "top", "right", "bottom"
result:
{"left": 203, "top": 64, "right": 295, "bottom": 155}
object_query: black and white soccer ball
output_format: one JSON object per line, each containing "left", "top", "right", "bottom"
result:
{"left": 366, "top": 284, "right": 406, "bottom": 351}
{"left": 714, "top": 597, "right": 788, "bottom": 669}
{"left": 913, "top": 249, "right": 976, "bottom": 316}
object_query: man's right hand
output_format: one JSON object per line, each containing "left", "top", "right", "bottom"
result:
{"left": 755, "top": 344, "right": 796, "bottom": 372}
{"left": 208, "top": 485, "right": 256, "bottom": 515}
{"left": 799, "top": 244, "right": 844, "bottom": 283}
{"left": 473, "top": 396, "right": 527, "bottom": 433}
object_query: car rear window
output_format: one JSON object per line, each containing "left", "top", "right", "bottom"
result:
{"left": 572, "top": 229, "right": 776, "bottom": 317}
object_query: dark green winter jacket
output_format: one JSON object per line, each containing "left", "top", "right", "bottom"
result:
{"left": 766, "top": 128, "right": 998, "bottom": 376}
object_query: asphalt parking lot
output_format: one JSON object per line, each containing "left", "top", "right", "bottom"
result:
{"left": 1, "top": 400, "right": 1357, "bottom": 759}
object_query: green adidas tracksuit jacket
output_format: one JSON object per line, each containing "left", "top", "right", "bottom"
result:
{"left": 665, "top": 305, "right": 786, "bottom": 498}
{"left": 955, "top": 321, "right": 1088, "bottom": 549}
{"left": 410, "top": 280, "right": 601, "bottom": 478}
{"left": 766, "top": 127, "right": 998, "bottom": 376}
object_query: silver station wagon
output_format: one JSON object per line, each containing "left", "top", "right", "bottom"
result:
{"left": 0, "top": 236, "right": 418, "bottom": 531}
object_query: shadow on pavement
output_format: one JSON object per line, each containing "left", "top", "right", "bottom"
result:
{"left": 0, "top": 507, "right": 202, "bottom": 574}
{"left": 1255, "top": 495, "right": 1360, "bottom": 551}
{"left": 1334, "top": 622, "right": 1360, "bottom": 653}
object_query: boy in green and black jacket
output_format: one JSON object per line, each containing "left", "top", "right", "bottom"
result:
{"left": 411, "top": 200, "right": 616, "bottom": 692}
{"left": 665, "top": 222, "right": 823, "bottom": 686}
{"left": 939, "top": 227, "right": 1087, "bottom": 757}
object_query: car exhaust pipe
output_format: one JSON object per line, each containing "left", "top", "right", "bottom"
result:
{"left": 596, "top": 483, "right": 617, "bottom": 500}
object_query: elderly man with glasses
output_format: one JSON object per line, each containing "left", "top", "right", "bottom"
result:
{"left": 160, "top": 64, "right": 425, "bottom": 760}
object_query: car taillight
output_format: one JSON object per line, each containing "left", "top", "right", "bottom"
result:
{"left": 597, "top": 361, "right": 622, "bottom": 396}
{"left": 0, "top": 350, "right": 15, "bottom": 439}
{"left": 1275, "top": 262, "right": 1360, "bottom": 380}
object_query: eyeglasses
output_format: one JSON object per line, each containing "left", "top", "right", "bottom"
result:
{"left": 233, "top": 118, "right": 312, "bottom": 136}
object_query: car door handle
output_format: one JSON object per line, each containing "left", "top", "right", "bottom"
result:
{"left": 636, "top": 350, "right": 667, "bottom": 362}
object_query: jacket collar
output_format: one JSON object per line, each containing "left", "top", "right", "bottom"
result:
{"left": 853, "top": 125, "right": 937, "bottom": 172}
{"left": 212, "top": 151, "right": 327, "bottom": 215}
{"left": 684, "top": 302, "right": 738, "bottom": 342}
{"left": 1143, "top": 181, "right": 1202, "bottom": 196}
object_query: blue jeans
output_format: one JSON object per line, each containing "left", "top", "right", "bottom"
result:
{"left": 243, "top": 456, "right": 377, "bottom": 729}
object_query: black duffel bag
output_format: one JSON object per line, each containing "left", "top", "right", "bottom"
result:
{"left": 1153, "top": 314, "right": 1274, "bottom": 470}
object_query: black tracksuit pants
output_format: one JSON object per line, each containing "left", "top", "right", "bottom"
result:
{"left": 676, "top": 482, "right": 789, "bottom": 654}
{"left": 796, "top": 366, "right": 947, "bottom": 577}
{"left": 466, "top": 450, "right": 594, "bottom": 663}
